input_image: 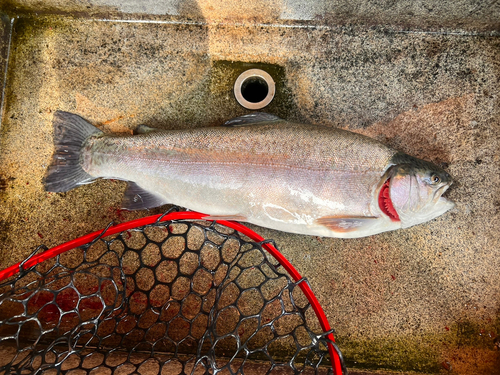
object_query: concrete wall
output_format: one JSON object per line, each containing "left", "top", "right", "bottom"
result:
{"left": 0, "top": 1, "right": 499, "bottom": 374}
{"left": 3, "top": 0, "right": 500, "bottom": 31}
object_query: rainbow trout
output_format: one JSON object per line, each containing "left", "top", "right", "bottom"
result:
{"left": 45, "top": 111, "right": 454, "bottom": 238}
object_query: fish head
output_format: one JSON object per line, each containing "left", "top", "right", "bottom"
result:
{"left": 379, "top": 156, "right": 454, "bottom": 228}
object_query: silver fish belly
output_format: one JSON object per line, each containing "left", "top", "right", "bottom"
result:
{"left": 45, "top": 112, "right": 454, "bottom": 238}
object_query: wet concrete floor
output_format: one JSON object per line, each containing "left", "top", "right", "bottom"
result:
{"left": 0, "top": 9, "right": 499, "bottom": 374}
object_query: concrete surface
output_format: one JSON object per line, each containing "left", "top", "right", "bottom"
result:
{"left": 0, "top": 14, "right": 12, "bottom": 124}
{"left": 3, "top": 0, "right": 500, "bottom": 31}
{"left": 0, "top": 1, "right": 499, "bottom": 374}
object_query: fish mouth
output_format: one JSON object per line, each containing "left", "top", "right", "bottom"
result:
{"left": 433, "top": 182, "right": 452, "bottom": 202}
{"left": 433, "top": 184, "right": 455, "bottom": 212}
{"left": 378, "top": 178, "right": 400, "bottom": 222}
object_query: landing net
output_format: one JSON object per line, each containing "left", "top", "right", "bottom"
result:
{"left": 0, "top": 210, "right": 346, "bottom": 374}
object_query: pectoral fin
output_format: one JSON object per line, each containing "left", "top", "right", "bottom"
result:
{"left": 122, "top": 182, "right": 169, "bottom": 210}
{"left": 315, "top": 216, "right": 378, "bottom": 233}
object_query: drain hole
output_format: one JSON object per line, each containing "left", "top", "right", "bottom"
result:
{"left": 241, "top": 77, "right": 269, "bottom": 103}
{"left": 234, "top": 69, "right": 275, "bottom": 110}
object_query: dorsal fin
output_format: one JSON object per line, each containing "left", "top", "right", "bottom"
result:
{"left": 223, "top": 112, "right": 283, "bottom": 126}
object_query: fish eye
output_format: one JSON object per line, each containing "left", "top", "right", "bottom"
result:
{"left": 430, "top": 174, "right": 441, "bottom": 184}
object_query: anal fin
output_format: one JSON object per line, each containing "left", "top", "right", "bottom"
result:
{"left": 122, "top": 182, "right": 169, "bottom": 210}
{"left": 315, "top": 216, "right": 378, "bottom": 233}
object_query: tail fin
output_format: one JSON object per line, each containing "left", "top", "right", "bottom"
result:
{"left": 44, "top": 111, "right": 103, "bottom": 192}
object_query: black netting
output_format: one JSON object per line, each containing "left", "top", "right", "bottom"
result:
{"left": 0, "top": 217, "right": 345, "bottom": 375}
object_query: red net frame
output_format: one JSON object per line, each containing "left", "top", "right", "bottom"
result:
{"left": 0, "top": 210, "right": 345, "bottom": 374}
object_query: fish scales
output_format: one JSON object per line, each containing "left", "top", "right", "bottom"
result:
{"left": 83, "top": 122, "right": 396, "bottom": 227}
{"left": 86, "top": 122, "right": 396, "bottom": 173}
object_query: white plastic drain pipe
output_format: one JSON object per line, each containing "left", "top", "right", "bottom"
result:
{"left": 234, "top": 69, "right": 275, "bottom": 110}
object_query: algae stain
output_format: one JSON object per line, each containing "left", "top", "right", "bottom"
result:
{"left": 11, "top": 15, "right": 64, "bottom": 47}
{"left": 0, "top": 14, "right": 78, "bottom": 129}
{"left": 338, "top": 335, "right": 441, "bottom": 373}
{"left": 337, "top": 316, "right": 500, "bottom": 373}
{"left": 451, "top": 317, "right": 500, "bottom": 349}
{"left": 209, "top": 60, "right": 297, "bottom": 123}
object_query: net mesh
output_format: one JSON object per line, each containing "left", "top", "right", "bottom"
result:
{"left": 0, "top": 216, "right": 345, "bottom": 374}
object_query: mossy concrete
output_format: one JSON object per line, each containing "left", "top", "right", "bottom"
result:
{"left": 0, "top": 4, "right": 499, "bottom": 374}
